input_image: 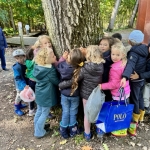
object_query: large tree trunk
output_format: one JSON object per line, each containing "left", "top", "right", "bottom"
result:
{"left": 107, "top": 0, "right": 121, "bottom": 31}
{"left": 128, "top": 0, "right": 139, "bottom": 28}
{"left": 41, "top": 0, "right": 102, "bottom": 57}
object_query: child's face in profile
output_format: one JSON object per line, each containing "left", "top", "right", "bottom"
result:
{"left": 111, "top": 48, "right": 123, "bottom": 63}
{"left": 40, "top": 38, "right": 52, "bottom": 48}
{"left": 15, "top": 55, "right": 26, "bottom": 64}
{"left": 99, "top": 39, "right": 110, "bottom": 53}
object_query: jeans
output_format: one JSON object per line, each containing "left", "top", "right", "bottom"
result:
{"left": 61, "top": 94, "right": 79, "bottom": 127}
{"left": 28, "top": 79, "right": 36, "bottom": 110}
{"left": 130, "top": 80, "right": 145, "bottom": 114}
{"left": 34, "top": 105, "right": 50, "bottom": 137}
{"left": 15, "top": 90, "right": 22, "bottom": 104}
{"left": 0, "top": 48, "right": 6, "bottom": 69}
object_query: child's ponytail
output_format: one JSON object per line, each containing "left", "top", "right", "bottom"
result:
{"left": 69, "top": 49, "right": 85, "bottom": 96}
{"left": 70, "top": 63, "right": 83, "bottom": 96}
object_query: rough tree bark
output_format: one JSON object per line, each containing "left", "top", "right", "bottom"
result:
{"left": 128, "top": 0, "right": 139, "bottom": 28}
{"left": 41, "top": 0, "right": 102, "bottom": 57}
{"left": 107, "top": 0, "right": 121, "bottom": 31}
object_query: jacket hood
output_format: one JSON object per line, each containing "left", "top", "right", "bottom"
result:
{"left": 131, "top": 44, "right": 148, "bottom": 57}
{"left": 84, "top": 62, "right": 103, "bottom": 75}
{"left": 33, "top": 64, "right": 52, "bottom": 80}
{"left": 57, "top": 61, "right": 74, "bottom": 79}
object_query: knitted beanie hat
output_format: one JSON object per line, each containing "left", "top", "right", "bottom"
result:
{"left": 129, "top": 30, "right": 144, "bottom": 43}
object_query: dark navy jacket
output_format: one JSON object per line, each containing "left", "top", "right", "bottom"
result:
{"left": 122, "top": 44, "right": 149, "bottom": 80}
{"left": 102, "top": 50, "right": 113, "bottom": 83}
{"left": 140, "top": 59, "right": 150, "bottom": 83}
{"left": 57, "top": 61, "right": 79, "bottom": 97}
{"left": 0, "top": 28, "right": 7, "bottom": 50}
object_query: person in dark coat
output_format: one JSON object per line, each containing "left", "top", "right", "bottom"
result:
{"left": 130, "top": 43, "right": 150, "bottom": 115}
{"left": 120, "top": 30, "right": 149, "bottom": 129}
{"left": 98, "top": 36, "right": 116, "bottom": 101}
{"left": 59, "top": 46, "right": 105, "bottom": 141}
{"left": 0, "top": 27, "right": 9, "bottom": 70}
{"left": 33, "top": 47, "right": 60, "bottom": 138}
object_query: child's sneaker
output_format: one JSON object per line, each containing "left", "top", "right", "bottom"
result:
{"left": 111, "top": 129, "right": 127, "bottom": 137}
{"left": 96, "top": 127, "right": 104, "bottom": 138}
{"left": 84, "top": 132, "right": 91, "bottom": 141}
{"left": 29, "top": 109, "right": 36, "bottom": 116}
{"left": 127, "top": 122, "right": 137, "bottom": 136}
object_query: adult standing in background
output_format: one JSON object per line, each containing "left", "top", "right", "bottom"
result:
{"left": 25, "top": 25, "right": 30, "bottom": 35}
{"left": 0, "top": 27, "right": 9, "bottom": 71}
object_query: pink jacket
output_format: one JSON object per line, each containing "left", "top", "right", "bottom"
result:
{"left": 101, "top": 60, "right": 130, "bottom": 97}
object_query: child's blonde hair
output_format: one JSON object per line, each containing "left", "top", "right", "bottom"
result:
{"left": 111, "top": 42, "right": 127, "bottom": 63}
{"left": 86, "top": 45, "right": 105, "bottom": 64}
{"left": 34, "top": 40, "right": 40, "bottom": 48}
{"left": 37, "top": 35, "right": 51, "bottom": 46}
{"left": 34, "top": 48, "right": 53, "bottom": 65}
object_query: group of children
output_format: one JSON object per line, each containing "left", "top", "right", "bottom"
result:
{"left": 12, "top": 30, "right": 150, "bottom": 140}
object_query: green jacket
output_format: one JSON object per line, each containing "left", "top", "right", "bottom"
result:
{"left": 25, "top": 60, "right": 35, "bottom": 80}
{"left": 33, "top": 64, "right": 60, "bottom": 107}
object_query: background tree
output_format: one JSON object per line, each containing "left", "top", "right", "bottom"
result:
{"left": 128, "top": 0, "right": 139, "bottom": 28}
{"left": 107, "top": 0, "right": 122, "bottom": 31}
{"left": 41, "top": 0, "right": 103, "bottom": 57}
{"left": 0, "top": 0, "right": 45, "bottom": 35}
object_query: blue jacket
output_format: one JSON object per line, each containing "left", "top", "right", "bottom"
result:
{"left": 102, "top": 50, "right": 113, "bottom": 83}
{"left": 122, "top": 44, "right": 149, "bottom": 80}
{"left": 0, "top": 28, "right": 7, "bottom": 50}
{"left": 12, "top": 62, "right": 27, "bottom": 91}
{"left": 33, "top": 64, "right": 60, "bottom": 107}
{"left": 57, "top": 61, "right": 79, "bottom": 97}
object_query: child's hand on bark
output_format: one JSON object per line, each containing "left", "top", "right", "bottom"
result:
{"left": 62, "top": 51, "right": 69, "bottom": 60}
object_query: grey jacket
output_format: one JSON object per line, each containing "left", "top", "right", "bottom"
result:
{"left": 59, "top": 62, "right": 104, "bottom": 100}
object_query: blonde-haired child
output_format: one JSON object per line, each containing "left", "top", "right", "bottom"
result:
{"left": 33, "top": 35, "right": 68, "bottom": 119}
{"left": 33, "top": 47, "right": 60, "bottom": 138}
{"left": 99, "top": 42, "right": 130, "bottom": 136}
{"left": 59, "top": 45, "right": 105, "bottom": 141}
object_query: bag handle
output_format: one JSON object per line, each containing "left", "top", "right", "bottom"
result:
{"left": 118, "top": 87, "right": 127, "bottom": 106}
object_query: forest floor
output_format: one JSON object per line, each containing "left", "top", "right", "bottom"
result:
{"left": 0, "top": 29, "right": 150, "bottom": 150}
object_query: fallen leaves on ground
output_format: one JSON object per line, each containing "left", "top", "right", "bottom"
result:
{"left": 81, "top": 146, "right": 92, "bottom": 150}
{"left": 60, "top": 140, "right": 67, "bottom": 145}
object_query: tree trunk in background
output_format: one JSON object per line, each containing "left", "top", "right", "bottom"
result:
{"left": 9, "top": 4, "right": 16, "bottom": 30}
{"left": 128, "top": 0, "right": 139, "bottom": 28}
{"left": 41, "top": 0, "right": 102, "bottom": 57}
{"left": 107, "top": 0, "right": 121, "bottom": 31}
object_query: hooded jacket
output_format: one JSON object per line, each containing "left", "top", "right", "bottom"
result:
{"left": 122, "top": 44, "right": 149, "bottom": 80}
{"left": 12, "top": 62, "right": 27, "bottom": 91}
{"left": 101, "top": 60, "right": 130, "bottom": 97}
{"left": 33, "top": 64, "right": 60, "bottom": 107}
{"left": 56, "top": 61, "right": 79, "bottom": 97}
{"left": 59, "top": 62, "right": 104, "bottom": 100}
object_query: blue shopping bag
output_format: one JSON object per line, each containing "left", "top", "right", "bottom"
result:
{"left": 96, "top": 88, "right": 134, "bottom": 133}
